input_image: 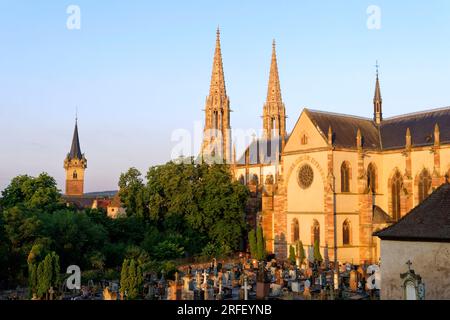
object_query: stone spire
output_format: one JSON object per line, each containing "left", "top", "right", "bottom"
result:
{"left": 373, "top": 63, "right": 383, "bottom": 124}
{"left": 201, "top": 27, "right": 231, "bottom": 163}
{"left": 209, "top": 27, "right": 227, "bottom": 98}
{"left": 263, "top": 39, "right": 286, "bottom": 146}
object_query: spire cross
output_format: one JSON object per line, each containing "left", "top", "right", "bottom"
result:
{"left": 75, "top": 106, "right": 78, "bottom": 123}
{"left": 375, "top": 60, "right": 380, "bottom": 77}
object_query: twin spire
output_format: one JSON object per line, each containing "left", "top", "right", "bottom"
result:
{"left": 209, "top": 27, "right": 227, "bottom": 98}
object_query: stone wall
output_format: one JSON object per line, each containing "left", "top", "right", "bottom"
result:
{"left": 380, "top": 240, "right": 450, "bottom": 300}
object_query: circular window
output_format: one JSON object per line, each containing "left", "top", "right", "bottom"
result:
{"left": 298, "top": 164, "right": 314, "bottom": 189}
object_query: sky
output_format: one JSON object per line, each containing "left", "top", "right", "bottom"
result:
{"left": 0, "top": 0, "right": 450, "bottom": 192}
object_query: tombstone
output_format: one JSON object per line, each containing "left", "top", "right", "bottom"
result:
{"left": 349, "top": 270, "right": 358, "bottom": 292}
{"left": 270, "top": 283, "right": 282, "bottom": 297}
{"left": 48, "top": 287, "right": 55, "bottom": 301}
{"left": 303, "top": 279, "right": 312, "bottom": 300}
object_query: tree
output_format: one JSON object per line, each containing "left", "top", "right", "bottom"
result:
{"left": 256, "top": 225, "right": 266, "bottom": 261}
{"left": 248, "top": 229, "right": 257, "bottom": 258}
{"left": 32, "top": 252, "right": 60, "bottom": 299}
{"left": 120, "top": 259, "right": 129, "bottom": 298}
{"left": 120, "top": 258, "right": 143, "bottom": 300}
{"left": 118, "top": 168, "right": 147, "bottom": 218}
{"left": 0, "top": 173, "right": 61, "bottom": 211}
{"left": 296, "top": 240, "right": 306, "bottom": 265}
{"left": 289, "top": 245, "right": 296, "bottom": 265}
{"left": 313, "top": 239, "right": 323, "bottom": 263}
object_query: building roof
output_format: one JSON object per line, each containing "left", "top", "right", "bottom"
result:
{"left": 68, "top": 120, "right": 83, "bottom": 160}
{"left": 306, "top": 109, "right": 381, "bottom": 150}
{"left": 304, "top": 106, "right": 450, "bottom": 151}
{"left": 374, "top": 184, "right": 450, "bottom": 242}
{"left": 236, "top": 136, "right": 286, "bottom": 165}
{"left": 373, "top": 205, "right": 394, "bottom": 224}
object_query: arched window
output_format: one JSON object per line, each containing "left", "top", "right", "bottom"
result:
{"left": 391, "top": 171, "right": 403, "bottom": 221}
{"left": 291, "top": 219, "right": 300, "bottom": 243}
{"left": 343, "top": 220, "right": 351, "bottom": 245}
{"left": 341, "top": 162, "right": 351, "bottom": 193}
{"left": 367, "top": 163, "right": 377, "bottom": 193}
{"left": 418, "top": 169, "right": 432, "bottom": 203}
{"left": 311, "top": 220, "right": 320, "bottom": 245}
{"left": 73, "top": 170, "right": 78, "bottom": 179}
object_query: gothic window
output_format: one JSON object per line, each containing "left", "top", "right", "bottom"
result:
{"left": 343, "top": 219, "right": 351, "bottom": 245}
{"left": 391, "top": 170, "right": 403, "bottom": 221}
{"left": 311, "top": 219, "right": 320, "bottom": 245}
{"left": 367, "top": 163, "right": 377, "bottom": 193}
{"left": 418, "top": 169, "right": 432, "bottom": 203}
{"left": 298, "top": 164, "right": 314, "bottom": 189}
{"left": 292, "top": 219, "right": 300, "bottom": 243}
{"left": 341, "top": 162, "right": 351, "bottom": 193}
{"left": 73, "top": 170, "right": 78, "bottom": 179}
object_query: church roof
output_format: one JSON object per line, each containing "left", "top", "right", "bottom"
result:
{"left": 68, "top": 120, "right": 83, "bottom": 160}
{"left": 236, "top": 136, "right": 286, "bottom": 165}
{"left": 306, "top": 109, "right": 381, "bottom": 150}
{"left": 380, "top": 107, "right": 450, "bottom": 149}
{"left": 374, "top": 184, "right": 450, "bottom": 242}
{"left": 304, "top": 106, "right": 450, "bottom": 151}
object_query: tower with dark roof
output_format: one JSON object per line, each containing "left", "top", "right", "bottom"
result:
{"left": 64, "top": 119, "right": 87, "bottom": 196}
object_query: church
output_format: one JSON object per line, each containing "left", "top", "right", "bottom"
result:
{"left": 200, "top": 28, "right": 450, "bottom": 265}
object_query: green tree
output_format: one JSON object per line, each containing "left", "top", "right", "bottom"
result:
{"left": 313, "top": 239, "right": 323, "bottom": 263}
{"left": 289, "top": 245, "right": 296, "bottom": 264}
{"left": 118, "top": 168, "right": 147, "bottom": 218}
{"left": 248, "top": 229, "right": 257, "bottom": 258}
{"left": 256, "top": 225, "right": 266, "bottom": 261}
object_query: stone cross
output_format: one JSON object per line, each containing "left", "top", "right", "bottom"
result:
{"left": 406, "top": 260, "right": 413, "bottom": 271}
{"left": 242, "top": 276, "right": 251, "bottom": 300}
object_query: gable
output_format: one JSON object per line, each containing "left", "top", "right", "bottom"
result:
{"left": 284, "top": 110, "right": 329, "bottom": 153}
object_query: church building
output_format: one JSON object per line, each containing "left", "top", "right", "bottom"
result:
{"left": 200, "top": 29, "right": 450, "bottom": 265}
{"left": 64, "top": 119, "right": 87, "bottom": 197}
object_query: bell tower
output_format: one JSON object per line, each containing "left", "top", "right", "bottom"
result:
{"left": 373, "top": 62, "right": 383, "bottom": 125}
{"left": 64, "top": 118, "right": 87, "bottom": 196}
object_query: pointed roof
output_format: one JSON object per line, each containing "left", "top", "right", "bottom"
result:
{"left": 209, "top": 27, "right": 227, "bottom": 97}
{"left": 266, "top": 39, "right": 282, "bottom": 104}
{"left": 375, "top": 184, "right": 450, "bottom": 242}
{"left": 68, "top": 120, "right": 83, "bottom": 160}
{"left": 374, "top": 72, "right": 382, "bottom": 103}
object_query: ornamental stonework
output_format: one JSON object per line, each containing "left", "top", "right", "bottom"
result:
{"left": 298, "top": 164, "right": 314, "bottom": 189}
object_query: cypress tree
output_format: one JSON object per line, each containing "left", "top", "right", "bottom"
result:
{"left": 256, "top": 225, "right": 265, "bottom": 261}
{"left": 248, "top": 229, "right": 257, "bottom": 258}
{"left": 127, "top": 259, "right": 138, "bottom": 299}
{"left": 120, "top": 259, "right": 129, "bottom": 298}
{"left": 296, "top": 240, "right": 306, "bottom": 265}
{"left": 289, "top": 245, "right": 296, "bottom": 264}
{"left": 313, "top": 239, "right": 323, "bottom": 263}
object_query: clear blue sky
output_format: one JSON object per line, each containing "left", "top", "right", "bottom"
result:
{"left": 1, "top": 0, "right": 449, "bottom": 192}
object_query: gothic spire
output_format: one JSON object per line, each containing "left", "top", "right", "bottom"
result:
{"left": 266, "top": 39, "right": 282, "bottom": 104}
{"left": 209, "top": 27, "right": 227, "bottom": 98}
{"left": 68, "top": 119, "right": 82, "bottom": 160}
{"left": 373, "top": 62, "right": 383, "bottom": 124}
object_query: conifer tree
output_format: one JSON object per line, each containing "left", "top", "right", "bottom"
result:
{"left": 120, "top": 259, "right": 129, "bottom": 298}
{"left": 256, "top": 225, "right": 265, "bottom": 261}
{"left": 296, "top": 240, "right": 306, "bottom": 265}
{"left": 289, "top": 245, "right": 296, "bottom": 264}
{"left": 248, "top": 229, "right": 257, "bottom": 258}
{"left": 313, "top": 239, "right": 323, "bottom": 263}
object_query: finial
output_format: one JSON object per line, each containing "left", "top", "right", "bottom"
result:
{"left": 216, "top": 26, "right": 220, "bottom": 37}
{"left": 328, "top": 126, "right": 333, "bottom": 145}
{"left": 375, "top": 60, "right": 379, "bottom": 78}
{"left": 75, "top": 106, "right": 78, "bottom": 123}
{"left": 272, "top": 38, "right": 276, "bottom": 49}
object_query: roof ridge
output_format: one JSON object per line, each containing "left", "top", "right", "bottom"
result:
{"left": 306, "top": 108, "right": 374, "bottom": 122}
{"left": 383, "top": 106, "right": 450, "bottom": 121}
